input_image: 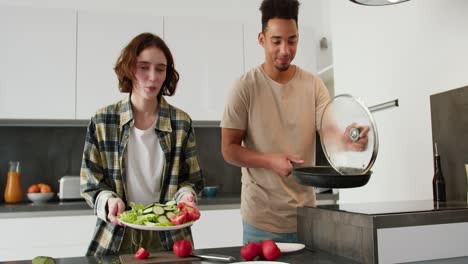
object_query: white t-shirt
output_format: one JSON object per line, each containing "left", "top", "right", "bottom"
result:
{"left": 125, "top": 120, "right": 165, "bottom": 205}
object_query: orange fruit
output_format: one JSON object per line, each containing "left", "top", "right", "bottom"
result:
{"left": 28, "top": 184, "right": 40, "bottom": 193}
{"left": 38, "top": 183, "right": 52, "bottom": 193}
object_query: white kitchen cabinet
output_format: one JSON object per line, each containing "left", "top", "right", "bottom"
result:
{"left": 163, "top": 17, "right": 244, "bottom": 121}
{"left": 243, "top": 23, "right": 319, "bottom": 76}
{"left": 191, "top": 209, "right": 242, "bottom": 249}
{"left": 75, "top": 10, "right": 163, "bottom": 120}
{"left": 0, "top": 215, "right": 97, "bottom": 261}
{"left": 0, "top": 5, "right": 76, "bottom": 119}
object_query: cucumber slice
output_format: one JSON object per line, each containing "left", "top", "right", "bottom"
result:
{"left": 144, "top": 221, "right": 158, "bottom": 226}
{"left": 143, "top": 203, "right": 155, "bottom": 210}
{"left": 142, "top": 207, "right": 153, "bottom": 214}
{"left": 166, "top": 212, "right": 176, "bottom": 219}
{"left": 153, "top": 206, "right": 164, "bottom": 215}
{"left": 165, "top": 200, "right": 176, "bottom": 206}
{"left": 157, "top": 215, "right": 170, "bottom": 224}
{"left": 163, "top": 205, "right": 176, "bottom": 211}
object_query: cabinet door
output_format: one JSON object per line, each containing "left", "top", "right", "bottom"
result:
{"left": 0, "top": 215, "right": 97, "bottom": 261}
{"left": 164, "top": 17, "right": 244, "bottom": 121}
{"left": 0, "top": 6, "right": 76, "bottom": 119}
{"left": 76, "top": 11, "right": 163, "bottom": 120}
{"left": 191, "top": 209, "right": 242, "bottom": 249}
{"left": 244, "top": 23, "right": 318, "bottom": 74}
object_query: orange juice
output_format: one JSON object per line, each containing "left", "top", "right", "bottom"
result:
{"left": 4, "top": 161, "right": 22, "bottom": 203}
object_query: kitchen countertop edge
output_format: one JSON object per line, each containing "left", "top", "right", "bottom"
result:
{"left": 0, "top": 193, "right": 338, "bottom": 218}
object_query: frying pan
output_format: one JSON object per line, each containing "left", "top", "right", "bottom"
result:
{"left": 292, "top": 95, "right": 398, "bottom": 188}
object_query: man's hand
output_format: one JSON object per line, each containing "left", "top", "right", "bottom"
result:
{"left": 266, "top": 153, "right": 304, "bottom": 177}
{"left": 107, "top": 197, "right": 125, "bottom": 225}
{"left": 343, "top": 123, "right": 369, "bottom": 151}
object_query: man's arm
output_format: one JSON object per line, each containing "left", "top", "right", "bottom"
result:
{"left": 221, "top": 127, "right": 303, "bottom": 177}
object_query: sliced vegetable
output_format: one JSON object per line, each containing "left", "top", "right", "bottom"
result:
{"left": 135, "top": 247, "right": 150, "bottom": 259}
{"left": 170, "top": 211, "right": 188, "bottom": 225}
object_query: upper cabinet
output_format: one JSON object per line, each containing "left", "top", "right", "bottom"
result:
{"left": 75, "top": 10, "right": 163, "bottom": 120}
{"left": 0, "top": 5, "right": 76, "bottom": 119}
{"left": 163, "top": 17, "right": 244, "bottom": 121}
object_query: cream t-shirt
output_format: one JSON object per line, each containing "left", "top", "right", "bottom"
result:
{"left": 221, "top": 65, "right": 330, "bottom": 233}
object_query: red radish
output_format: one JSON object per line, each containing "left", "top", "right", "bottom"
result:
{"left": 240, "top": 242, "right": 261, "bottom": 261}
{"left": 261, "top": 240, "right": 281, "bottom": 261}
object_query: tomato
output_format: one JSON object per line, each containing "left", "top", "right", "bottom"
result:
{"left": 173, "top": 239, "right": 193, "bottom": 258}
{"left": 240, "top": 242, "right": 261, "bottom": 261}
{"left": 261, "top": 240, "right": 281, "bottom": 261}
{"left": 170, "top": 210, "right": 188, "bottom": 225}
{"left": 134, "top": 247, "right": 149, "bottom": 260}
{"left": 177, "top": 202, "right": 200, "bottom": 221}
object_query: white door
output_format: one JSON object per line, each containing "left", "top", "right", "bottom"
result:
{"left": 163, "top": 17, "right": 244, "bottom": 121}
{"left": 0, "top": 5, "right": 76, "bottom": 119}
{"left": 76, "top": 10, "right": 164, "bottom": 120}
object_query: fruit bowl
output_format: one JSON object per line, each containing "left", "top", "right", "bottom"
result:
{"left": 27, "top": 192, "right": 54, "bottom": 204}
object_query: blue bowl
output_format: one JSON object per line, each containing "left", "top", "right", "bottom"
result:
{"left": 203, "top": 186, "right": 218, "bottom": 198}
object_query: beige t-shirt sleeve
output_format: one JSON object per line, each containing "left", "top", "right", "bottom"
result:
{"left": 315, "top": 78, "right": 331, "bottom": 129}
{"left": 221, "top": 78, "right": 249, "bottom": 130}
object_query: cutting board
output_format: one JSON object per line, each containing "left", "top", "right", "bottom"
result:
{"left": 120, "top": 251, "right": 199, "bottom": 263}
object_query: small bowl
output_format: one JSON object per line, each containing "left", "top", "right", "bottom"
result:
{"left": 27, "top": 192, "right": 54, "bottom": 204}
{"left": 203, "top": 186, "right": 218, "bottom": 198}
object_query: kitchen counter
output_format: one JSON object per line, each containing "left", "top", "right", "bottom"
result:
{"left": 0, "top": 246, "right": 359, "bottom": 264}
{"left": 0, "top": 193, "right": 338, "bottom": 218}
{"left": 298, "top": 200, "right": 468, "bottom": 263}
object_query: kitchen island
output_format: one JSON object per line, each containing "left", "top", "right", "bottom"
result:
{"left": 298, "top": 200, "right": 468, "bottom": 264}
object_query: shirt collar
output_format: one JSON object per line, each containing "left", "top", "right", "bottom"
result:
{"left": 119, "top": 95, "right": 172, "bottom": 133}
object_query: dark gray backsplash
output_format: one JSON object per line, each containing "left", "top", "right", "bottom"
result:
{"left": 430, "top": 85, "right": 468, "bottom": 202}
{"left": 194, "top": 127, "right": 241, "bottom": 194}
{"left": 0, "top": 126, "right": 241, "bottom": 202}
{"left": 0, "top": 127, "right": 86, "bottom": 202}
{"left": 0, "top": 125, "right": 328, "bottom": 202}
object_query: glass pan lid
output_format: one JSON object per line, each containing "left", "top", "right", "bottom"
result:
{"left": 319, "top": 94, "right": 379, "bottom": 175}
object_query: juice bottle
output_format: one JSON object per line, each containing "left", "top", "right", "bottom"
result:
{"left": 4, "top": 161, "right": 23, "bottom": 203}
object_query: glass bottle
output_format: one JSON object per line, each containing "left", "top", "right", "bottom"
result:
{"left": 4, "top": 161, "right": 23, "bottom": 203}
{"left": 432, "top": 143, "right": 446, "bottom": 202}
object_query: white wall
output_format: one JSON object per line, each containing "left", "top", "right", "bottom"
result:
{"left": 329, "top": 0, "right": 468, "bottom": 203}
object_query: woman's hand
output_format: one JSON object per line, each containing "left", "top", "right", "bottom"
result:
{"left": 179, "top": 192, "right": 197, "bottom": 209}
{"left": 107, "top": 197, "right": 126, "bottom": 225}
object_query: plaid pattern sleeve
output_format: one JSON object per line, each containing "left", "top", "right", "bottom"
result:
{"left": 81, "top": 96, "right": 205, "bottom": 255}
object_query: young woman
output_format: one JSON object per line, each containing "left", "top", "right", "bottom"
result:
{"left": 80, "top": 32, "right": 204, "bottom": 255}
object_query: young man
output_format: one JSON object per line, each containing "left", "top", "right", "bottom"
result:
{"left": 220, "top": 0, "right": 331, "bottom": 244}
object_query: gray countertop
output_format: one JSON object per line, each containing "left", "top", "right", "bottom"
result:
{"left": 0, "top": 246, "right": 359, "bottom": 264}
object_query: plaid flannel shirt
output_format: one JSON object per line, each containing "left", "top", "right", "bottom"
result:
{"left": 80, "top": 95, "right": 204, "bottom": 256}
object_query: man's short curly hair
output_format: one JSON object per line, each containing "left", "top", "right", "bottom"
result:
{"left": 260, "top": 0, "right": 300, "bottom": 32}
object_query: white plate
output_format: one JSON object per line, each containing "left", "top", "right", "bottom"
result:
{"left": 276, "top": 243, "right": 305, "bottom": 253}
{"left": 121, "top": 220, "right": 193, "bottom": 231}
